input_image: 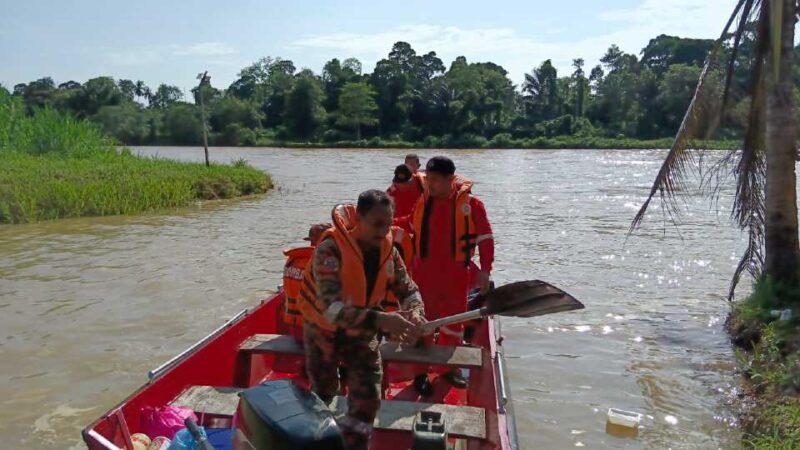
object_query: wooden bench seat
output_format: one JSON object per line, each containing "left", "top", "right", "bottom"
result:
{"left": 239, "top": 334, "right": 482, "bottom": 368}
{"left": 332, "top": 396, "right": 486, "bottom": 439}
{"left": 171, "top": 385, "right": 486, "bottom": 439}
{"left": 171, "top": 385, "right": 242, "bottom": 416}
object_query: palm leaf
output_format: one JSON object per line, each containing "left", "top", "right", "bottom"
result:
{"left": 721, "top": 0, "right": 757, "bottom": 112}
{"left": 728, "top": 0, "right": 770, "bottom": 300}
{"left": 629, "top": 0, "right": 747, "bottom": 232}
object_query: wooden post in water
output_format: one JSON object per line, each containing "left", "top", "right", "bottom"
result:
{"left": 196, "top": 71, "right": 211, "bottom": 167}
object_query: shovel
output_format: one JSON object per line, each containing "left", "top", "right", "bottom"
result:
{"left": 418, "top": 280, "right": 584, "bottom": 335}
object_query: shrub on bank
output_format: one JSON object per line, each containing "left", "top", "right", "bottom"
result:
{"left": 0, "top": 95, "right": 272, "bottom": 224}
{"left": 249, "top": 134, "right": 738, "bottom": 150}
{"left": 728, "top": 277, "right": 800, "bottom": 447}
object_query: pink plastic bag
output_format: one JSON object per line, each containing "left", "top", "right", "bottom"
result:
{"left": 140, "top": 405, "right": 198, "bottom": 439}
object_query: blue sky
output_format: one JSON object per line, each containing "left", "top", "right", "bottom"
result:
{"left": 1, "top": 0, "right": 735, "bottom": 94}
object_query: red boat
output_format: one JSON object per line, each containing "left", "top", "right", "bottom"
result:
{"left": 81, "top": 291, "right": 519, "bottom": 449}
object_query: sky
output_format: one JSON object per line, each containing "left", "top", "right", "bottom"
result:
{"left": 1, "top": 0, "right": 736, "bottom": 94}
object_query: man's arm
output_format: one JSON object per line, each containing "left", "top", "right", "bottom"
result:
{"left": 312, "top": 238, "right": 380, "bottom": 332}
{"left": 387, "top": 247, "right": 425, "bottom": 318}
{"left": 470, "top": 196, "right": 494, "bottom": 274}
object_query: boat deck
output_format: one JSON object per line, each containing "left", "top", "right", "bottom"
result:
{"left": 81, "top": 294, "right": 516, "bottom": 450}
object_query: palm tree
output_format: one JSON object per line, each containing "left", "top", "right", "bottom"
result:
{"left": 134, "top": 80, "right": 152, "bottom": 105}
{"left": 631, "top": 0, "right": 799, "bottom": 301}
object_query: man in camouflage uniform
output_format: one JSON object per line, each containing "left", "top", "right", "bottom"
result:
{"left": 300, "top": 190, "right": 425, "bottom": 450}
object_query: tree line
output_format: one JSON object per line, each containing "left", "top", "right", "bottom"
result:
{"left": 4, "top": 32, "right": 797, "bottom": 148}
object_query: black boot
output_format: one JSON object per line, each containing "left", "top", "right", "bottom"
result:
{"left": 442, "top": 370, "right": 468, "bottom": 389}
{"left": 414, "top": 374, "right": 433, "bottom": 397}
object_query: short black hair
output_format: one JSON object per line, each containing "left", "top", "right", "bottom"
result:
{"left": 357, "top": 189, "right": 394, "bottom": 215}
{"left": 393, "top": 164, "right": 412, "bottom": 183}
{"left": 426, "top": 156, "right": 456, "bottom": 176}
{"left": 405, "top": 153, "right": 420, "bottom": 163}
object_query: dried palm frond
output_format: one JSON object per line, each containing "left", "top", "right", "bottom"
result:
{"left": 629, "top": 0, "right": 749, "bottom": 233}
{"left": 728, "top": 0, "right": 770, "bottom": 299}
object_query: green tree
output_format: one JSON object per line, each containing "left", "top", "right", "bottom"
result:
{"left": 523, "top": 60, "right": 559, "bottom": 121}
{"left": 210, "top": 96, "right": 263, "bottom": 132}
{"left": 444, "top": 57, "right": 515, "bottom": 137}
{"left": 641, "top": 34, "right": 715, "bottom": 75}
{"left": 262, "top": 58, "right": 296, "bottom": 128}
{"left": 58, "top": 81, "right": 81, "bottom": 90}
{"left": 19, "top": 77, "right": 56, "bottom": 111}
{"left": 656, "top": 64, "right": 703, "bottom": 132}
{"left": 149, "top": 84, "right": 183, "bottom": 109}
{"left": 336, "top": 82, "right": 378, "bottom": 139}
{"left": 571, "top": 58, "right": 588, "bottom": 117}
{"left": 322, "top": 58, "right": 362, "bottom": 112}
{"left": 71, "top": 77, "right": 124, "bottom": 117}
{"left": 92, "top": 103, "right": 149, "bottom": 144}
{"left": 134, "top": 80, "right": 151, "bottom": 104}
{"left": 161, "top": 103, "right": 202, "bottom": 144}
{"left": 284, "top": 70, "right": 324, "bottom": 139}
{"left": 117, "top": 79, "right": 137, "bottom": 102}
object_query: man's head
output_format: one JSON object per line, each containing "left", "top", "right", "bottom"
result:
{"left": 425, "top": 156, "right": 456, "bottom": 199}
{"left": 393, "top": 164, "right": 412, "bottom": 184}
{"left": 404, "top": 153, "right": 421, "bottom": 173}
{"left": 354, "top": 189, "right": 394, "bottom": 249}
{"left": 304, "top": 223, "right": 330, "bottom": 245}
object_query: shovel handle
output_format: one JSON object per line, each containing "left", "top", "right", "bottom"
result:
{"left": 419, "top": 309, "right": 485, "bottom": 335}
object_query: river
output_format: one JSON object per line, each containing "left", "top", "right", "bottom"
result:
{"left": 0, "top": 147, "right": 748, "bottom": 449}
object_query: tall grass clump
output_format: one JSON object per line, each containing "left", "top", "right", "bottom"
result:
{"left": 0, "top": 94, "right": 272, "bottom": 224}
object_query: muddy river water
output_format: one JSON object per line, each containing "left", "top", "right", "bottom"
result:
{"left": 1, "top": 147, "right": 754, "bottom": 448}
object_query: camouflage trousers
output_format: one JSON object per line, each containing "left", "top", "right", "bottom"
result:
{"left": 303, "top": 323, "right": 382, "bottom": 450}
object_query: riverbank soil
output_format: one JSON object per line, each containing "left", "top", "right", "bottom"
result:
{"left": 727, "top": 278, "right": 800, "bottom": 448}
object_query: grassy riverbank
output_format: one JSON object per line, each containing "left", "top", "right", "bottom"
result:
{"left": 247, "top": 135, "right": 738, "bottom": 150}
{"left": 0, "top": 94, "right": 272, "bottom": 224}
{"left": 727, "top": 278, "right": 800, "bottom": 448}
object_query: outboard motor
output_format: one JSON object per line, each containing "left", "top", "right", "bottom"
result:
{"left": 411, "top": 411, "right": 447, "bottom": 450}
{"left": 232, "top": 380, "right": 343, "bottom": 450}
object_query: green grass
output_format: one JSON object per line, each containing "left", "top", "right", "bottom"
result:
{"left": 0, "top": 93, "right": 272, "bottom": 224}
{"left": 729, "top": 277, "right": 800, "bottom": 449}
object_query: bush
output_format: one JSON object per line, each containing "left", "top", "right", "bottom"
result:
{"left": 442, "top": 133, "right": 488, "bottom": 148}
{"left": 421, "top": 135, "right": 442, "bottom": 148}
{"left": 489, "top": 132, "right": 516, "bottom": 148}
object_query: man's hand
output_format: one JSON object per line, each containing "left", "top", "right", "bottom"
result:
{"left": 476, "top": 270, "right": 491, "bottom": 294}
{"left": 377, "top": 312, "right": 419, "bottom": 344}
{"left": 402, "top": 310, "right": 427, "bottom": 326}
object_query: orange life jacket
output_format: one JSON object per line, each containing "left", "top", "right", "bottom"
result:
{"left": 382, "top": 226, "right": 415, "bottom": 312}
{"left": 412, "top": 172, "right": 426, "bottom": 192}
{"left": 282, "top": 247, "right": 314, "bottom": 326}
{"left": 411, "top": 176, "right": 477, "bottom": 266}
{"left": 298, "top": 204, "right": 395, "bottom": 333}
{"left": 391, "top": 226, "right": 414, "bottom": 268}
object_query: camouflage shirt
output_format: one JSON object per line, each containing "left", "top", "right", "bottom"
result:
{"left": 312, "top": 237, "right": 424, "bottom": 334}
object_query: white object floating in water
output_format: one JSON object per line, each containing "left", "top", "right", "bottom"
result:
{"left": 607, "top": 408, "right": 643, "bottom": 429}
{"left": 664, "top": 414, "right": 678, "bottom": 425}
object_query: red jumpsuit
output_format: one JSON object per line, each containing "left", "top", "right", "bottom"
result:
{"left": 410, "top": 194, "right": 494, "bottom": 346}
{"left": 387, "top": 179, "right": 424, "bottom": 225}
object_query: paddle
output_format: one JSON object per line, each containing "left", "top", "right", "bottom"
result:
{"left": 418, "top": 280, "right": 584, "bottom": 335}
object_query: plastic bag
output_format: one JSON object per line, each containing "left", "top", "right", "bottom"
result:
{"left": 140, "top": 405, "right": 198, "bottom": 440}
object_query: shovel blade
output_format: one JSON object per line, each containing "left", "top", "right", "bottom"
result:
{"left": 483, "top": 280, "right": 584, "bottom": 318}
